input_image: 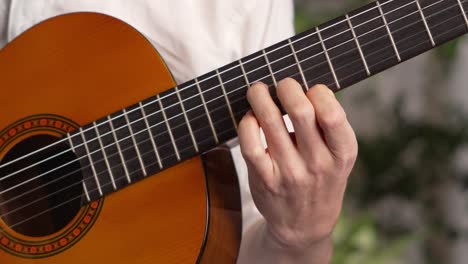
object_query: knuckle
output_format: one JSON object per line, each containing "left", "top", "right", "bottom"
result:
{"left": 260, "top": 178, "right": 281, "bottom": 195}
{"left": 241, "top": 146, "right": 264, "bottom": 162}
{"left": 248, "top": 166, "right": 280, "bottom": 195}
{"left": 239, "top": 111, "right": 254, "bottom": 127}
{"left": 289, "top": 104, "right": 314, "bottom": 122}
{"left": 332, "top": 152, "right": 357, "bottom": 177}
{"left": 320, "top": 107, "right": 346, "bottom": 130}
{"left": 238, "top": 114, "right": 248, "bottom": 128}
{"left": 338, "top": 146, "right": 358, "bottom": 170}
{"left": 304, "top": 154, "right": 335, "bottom": 178}
{"left": 283, "top": 163, "right": 303, "bottom": 179}
{"left": 282, "top": 167, "right": 308, "bottom": 187}
{"left": 305, "top": 160, "right": 328, "bottom": 178}
{"left": 261, "top": 111, "right": 280, "bottom": 127}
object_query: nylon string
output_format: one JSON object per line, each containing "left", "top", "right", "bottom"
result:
{"left": 1, "top": 0, "right": 466, "bottom": 228}
{"left": 0, "top": 0, "right": 399, "bottom": 171}
{"left": 0, "top": 0, "right": 460, "bottom": 199}
{"left": 0, "top": 0, "right": 440, "bottom": 184}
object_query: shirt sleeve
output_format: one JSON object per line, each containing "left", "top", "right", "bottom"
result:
{"left": 238, "top": 0, "right": 295, "bottom": 55}
{"left": 230, "top": 0, "right": 295, "bottom": 235}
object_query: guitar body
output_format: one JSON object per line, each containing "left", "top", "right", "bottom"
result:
{"left": 0, "top": 13, "right": 241, "bottom": 263}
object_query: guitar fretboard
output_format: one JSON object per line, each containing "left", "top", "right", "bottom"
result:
{"left": 68, "top": 0, "right": 468, "bottom": 203}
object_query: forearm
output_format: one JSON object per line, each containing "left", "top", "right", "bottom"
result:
{"left": 237, "top": 218, "right": 333, "bottom": 264}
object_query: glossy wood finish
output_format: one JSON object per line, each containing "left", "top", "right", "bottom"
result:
{"left": 0, "top": 13, "right": 241, "bottom": 263}
{"left": 199, "top": 146, "right": 242, "bottom": 263}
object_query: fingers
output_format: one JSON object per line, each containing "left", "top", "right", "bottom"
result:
{"left": 276, "top": 78, "right": 328, "bottom": 158}
{"left": 238, "top": 111, "right": 273, "bottom": 181}
{"left": 246, "top": 82, "right": 298, "bottom": 160}
{"left": 307, "top": 84, "right": 358, "bottom": 167}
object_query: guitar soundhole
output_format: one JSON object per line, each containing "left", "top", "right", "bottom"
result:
{"left": 0, "top": 134, "right": 82, "bottom": 237}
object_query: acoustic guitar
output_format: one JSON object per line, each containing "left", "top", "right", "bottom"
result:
{"left": 0, "top": 0, "right": 466, "bottom": 263}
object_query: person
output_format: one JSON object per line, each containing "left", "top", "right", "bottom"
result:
{"left": 0, "top": 1, "right": 358, "bottom": 263}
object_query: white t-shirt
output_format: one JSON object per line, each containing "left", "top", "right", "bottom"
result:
{"left": 0, "top": 0, "right": 295, "bottom": 234}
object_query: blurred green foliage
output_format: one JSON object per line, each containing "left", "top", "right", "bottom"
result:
{"left": 333, "top": 212, "right": 415, "bottom": 264}
{"left": 294, "top": 1, "right": 468, "bottom": 263}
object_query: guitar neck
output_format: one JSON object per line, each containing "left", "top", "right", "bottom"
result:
{"left": 69, "top": 0, "right": 468, "bottom": 203}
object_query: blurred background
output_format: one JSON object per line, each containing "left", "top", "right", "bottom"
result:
{"left": 293, "top": 0, "right": 468, "bottom": 263}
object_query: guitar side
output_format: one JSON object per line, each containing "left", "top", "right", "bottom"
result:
{"left": 0, "top": 13, "right": 241, "bottom": 263}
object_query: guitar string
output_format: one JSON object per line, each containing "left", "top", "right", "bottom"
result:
{"left": 2, "top": 15, "right": 467, "bottom": 228}
{"left": 0, "top": 0, "right": 458, "bottom": 199}
{"left": 1, "top": 0, "right": 462, "bottom": 212}
{"left": 6, "top": 19, "right": 468, "bottom": 229}
{"left": 0, "top": 0, "right": 408, "bottom": 176}
{"left": 0, "top": 0, "right": 447, "bottom": 184}
{"left": 0, "top": 0, "right": 461, "bottom": 197}
{"left": 8, "top": 7, "right": 465, "bottom": 209}
{"left": 0, "top": 0, "right": 409, "bottom": 171}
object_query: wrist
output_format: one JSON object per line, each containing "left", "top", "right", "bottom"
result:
{"left": 264, "top": 222, "right": 333, "bottom": 254}
{"left": 265, "top": 221, "right": 333, "bottom": 251}
{"left": 238, "top": 219, "right": 333, "bottom": 264}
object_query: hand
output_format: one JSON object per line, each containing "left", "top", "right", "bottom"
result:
{"left": 238, "top": 78, "right": 358, "bottom": 250}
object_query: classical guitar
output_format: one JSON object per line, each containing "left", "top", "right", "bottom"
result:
{"left": 0, "top": 0, "right": 466, "bottom": 263}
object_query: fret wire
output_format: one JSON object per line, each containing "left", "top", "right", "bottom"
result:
{"left": 415, "top": 0, "right": 436, "bottom": 46}
{"left": 0, "top": 1, "right": 411, "bottom": 174}
{"left": 0, "top": 1, "right": 454, "bottom": 190}
{"left": 316, "top": 27, "right": 341, "bottom": 89}
{"left": 346, "top": 14, "right": 371, "bottom": 76}
{"left": 262, "top": 49, "right": 278, "bottom": 87}
{"left": 17, "top": 1, "right": 449, "bottom": 168}
{"left": 8, "top": 7, "right": 467, "bottom": 210}
{"left": 305, "top": 9, "right": 468, "bottom": 88}
{"left": 195, "top": 78, "right": 219, "bottom": 144}
{"left": 0, "top": 1, "right": 422, "bottom": 180}
{"left": 97, "top": 0, "right": 434, "bottom": 145}
{"left": 93, "top": 122, "right": 117, "bottom": 190}
{"left": 107, "top": 116, "right": 132, "bottom": 183}
{"left": 139, "top": 102, "right": 163, "bottom": 169}
{"left": 216, "top": 69, "right": 238, "bottom": 129}
{"left": 93, "top": 0, "right": 418, "bottom": 142}
{"left": 0, "top": 0, "right": 464, "bottom": 212}
{"left": 78, "top": 128, "right": 103, "bottom": 196}
{"left": 66, "top": 134, "right": 75, "bottom": 152}
{"left": 101, "top": 16, "right": 468, "bottom": 178}
{"left": 239, "top": 60, "right": 250, "bottom": 87}
{"left": 41, "top": 4, "right": 438, "bottom": 180}
{"left": 82, "top": 182, "right": 91, "bottom": 202}
{"left": 67, "top": 134, "right": 92, "bottom": 202}
{"left": 11, "top": 19, "right": 468, "bottom": 210}
{"left": 157, "top": 94, "right": 181, "bottom": 161}
{"left": 26, "top": 122, "right": 240, "bottom": 213}
{"left": 70, "top": 75, "right": 346, "bottom": 204}
{"left": 123, "top": 109, "right": 147, "bottom": 176}
{"left": 127, "top": 0, "right": 435, "bottom": 130}
{"left": 23, "top": 13, "right": 448, "bottom": 204}
{"left": 456, "top": 0, "right": 468, "bottom": 29}
{"left": 377, "top": 0, "right": 402, "bottom": 62}
{"left": 288, "top": 39, "right": 309, "bottom": 90}
{"left": 320, "top": 18, "right": 468, "bottom": 88}
{"left": 174, "top": 87, "right": 199, "bottom": 152}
